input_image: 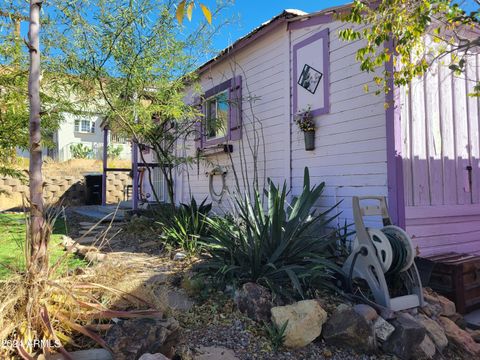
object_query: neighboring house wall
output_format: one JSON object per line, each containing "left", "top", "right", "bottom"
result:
{"left": 57, "top": 113, "right": 131, "bottom": 161}
{"left": 400, "top": 52, "right": 480, "bottom": 255}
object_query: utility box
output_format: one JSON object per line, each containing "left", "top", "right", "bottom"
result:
{"left": 418, "top": 252, "right": 480, "bottom": 314}
{"left": 84, "top": 173, "right": 103, "bottom": 205}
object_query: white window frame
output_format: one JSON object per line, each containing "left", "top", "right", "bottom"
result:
{"left": 74, "top": 118, "right": 95, "bottom": 134}
{"left": 204, "top": 90, "right": 229, "bottom": 141}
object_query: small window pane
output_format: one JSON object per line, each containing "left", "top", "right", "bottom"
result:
{"left": 74, "top": 119, "right": 80, "bottom": 132}
{"left": 205, "top": 90, "right": 228, "bottom": 140}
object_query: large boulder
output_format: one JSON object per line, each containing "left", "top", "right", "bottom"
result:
{"left": 438, "top": 316, "right": 480, "bottom": 356}
{"left": 382, "top": 313, "right": 426, "bottom": 359}
{"left": 323, "top": 304, "right": 376, "bottom": 352}
{"left": 234, "top": 282, "right": 273, "bottom": 323}
{"left": 105, "top": 317, "right": 181, "bottom": 360}
{"left": 271, "top": 299, "right": 327, "bottom": 348}
{"left": 415, "top": 313, "right": 448, "bottom": 351}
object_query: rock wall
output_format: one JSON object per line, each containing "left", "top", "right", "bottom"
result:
{"left": 0, "top": 171, "right": 131, "bottom": 210}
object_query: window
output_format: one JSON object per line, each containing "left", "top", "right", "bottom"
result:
{"left": 74, "top": 119, "right": 95, "bottom": 134}
{"left": 205, "top": 90, "right": 228, "bottom": 140}
{"left": 194, "top": 75, "right": 243, "bottom": 150}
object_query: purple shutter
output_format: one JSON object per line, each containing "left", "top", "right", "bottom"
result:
{"left": 229, "top": 75, "right": 242, "bottom": 141}
{"left": 193, "top": 96, "right": 203, "bottom": 150}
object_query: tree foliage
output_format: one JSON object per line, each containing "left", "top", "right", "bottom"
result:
{"left": 339, "top": 0, "right": 480, "bottom": 95}
{"left": 55, "top": 0, "right": 223, "bottom": 206}
{"left": 0, "top": 3, "right": 79, "bottom": 179}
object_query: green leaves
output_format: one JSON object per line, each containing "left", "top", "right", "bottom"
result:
{"left": 339, "top": 0, "right": 479, "bottom": 96}
{"left": 176, "top": 1, "right": 212, "bottom": 24}
{"left": 200, "top": 167, "right": 343, "bottom": 298}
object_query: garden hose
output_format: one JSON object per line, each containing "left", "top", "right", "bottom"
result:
{"left": 208, "top": 168, "right": 227, "bottom": 202}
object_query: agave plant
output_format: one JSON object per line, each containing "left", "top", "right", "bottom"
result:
{"left": 200, "top": 168, "right": 343, "bottom": 298}
{"left": 161, "top": 197, "right": 212, "bottom": 255}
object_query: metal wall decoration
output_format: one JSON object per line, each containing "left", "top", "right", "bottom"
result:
{"left": 298, "top": 64, "right": 323, "bottom": 95}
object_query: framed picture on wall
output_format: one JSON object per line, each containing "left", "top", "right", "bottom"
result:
{"left": 298, "top": 64, "right": 323, "bottom": 95}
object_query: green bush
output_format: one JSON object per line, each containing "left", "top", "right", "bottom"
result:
{"left": 161, "top": 197, "right": 212, "bottom": 255}
{"left": 70, "top": 143, "right": 93, "bottom": 159}
{"left": 199, "top": 168, "right": 342, "bottom": 298}
{"left": 107, "top": 144, "right": 123, "bottom": 159}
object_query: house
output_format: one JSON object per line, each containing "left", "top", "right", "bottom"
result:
{"left": 16, "top": 112, "right": 132, "bottom": 162}
{"left": 134, "top": 5, "right": 480, "bottom": 257}
{"left": 53, "top": 113, "right": 131, "bottom": 161}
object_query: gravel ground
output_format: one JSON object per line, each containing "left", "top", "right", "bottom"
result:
{"left": 183, "top": 317, "right": 396, "bottom": 360}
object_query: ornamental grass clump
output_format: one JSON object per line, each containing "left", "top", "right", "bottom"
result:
{"left": 200, "top": 167, "right": 343, "bottom": 298}
{"left": 160, "top": 197, "right": 212, "bottom": 256}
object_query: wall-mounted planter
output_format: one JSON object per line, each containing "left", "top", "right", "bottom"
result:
{"left": 304, "top": 131, "right": 315, "bottom": 151}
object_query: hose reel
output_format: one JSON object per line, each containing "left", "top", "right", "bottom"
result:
{"left": 343, "top": 196, "right": 424, "bottom": 312}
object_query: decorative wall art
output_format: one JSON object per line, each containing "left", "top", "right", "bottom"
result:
{"left": 292, "top": 28, "right": 330, "bottom": 117}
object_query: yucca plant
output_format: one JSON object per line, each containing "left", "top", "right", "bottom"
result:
{"left": 161, "top": 197, "right": 212, "bottom": 255}
{"left": 200, "top": 167, "right": 344, "bottom": 298}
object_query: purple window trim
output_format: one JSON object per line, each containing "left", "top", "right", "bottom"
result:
{"left": 385, "top": 39, "right": 406, "bottom": 229}
{"left": 292, "top": 28, "right": 330, "bottom": 118}
{"left": 203, "top": 79, "right": 231, "bottom": 147}
{"left": 202, "top": 77, "right": 243, "bottom": 147}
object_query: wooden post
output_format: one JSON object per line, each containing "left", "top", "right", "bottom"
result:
{"left": 102, "top": 127, "right": 108, "bottom": 206}
{"left": 132, "top": 141, "right": 139, "bottom": 210}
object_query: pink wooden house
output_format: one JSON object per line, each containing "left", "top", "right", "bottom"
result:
{"left": 133, "top": 5, "right": 480, "bottom": 257}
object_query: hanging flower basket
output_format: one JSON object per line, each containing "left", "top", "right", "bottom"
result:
{"left": 304, "top": 131, "right": 315, "bottom": 151}
{"left": 295, "top": 106, "right": 316, "bottom": 151}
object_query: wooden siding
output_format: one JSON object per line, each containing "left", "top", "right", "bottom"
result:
{"left": 178, "top": 24, "right": 292, "bottom": 208}
{"left": 290, "top": 21, "right": 388, "bottom": 228}
{"left": 401, "top": 52, "right": 480, "bottom": 255}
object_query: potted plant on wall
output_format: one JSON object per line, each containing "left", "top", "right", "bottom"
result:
{"left": 295, "top": 106, "right": 315, "bottom": 151}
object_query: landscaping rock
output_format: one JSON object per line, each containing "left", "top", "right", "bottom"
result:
{"left": 194, "top": 346, "right": 239, "bottom": 360}
{"left": 415, "top": 313, "right": 448, "bottom": 351}
{"left": 438, "top": 316, "right": 480, "bottom": 355}
{"left": 323, "top": 305, "right": 375, "bottom": 353}
{"left": 105, "top": 317, "right": 181, "bottom": 360}
{"left": 374, "top": 316, "right": 395, "bottom": 342}
{"left": 382, "top": 313, "right": 426, "bottom": 359}
{"left": 173, "top": 252, "right": 186, "bottom": 261}
{"left": 271, "top": 299, "right": 327, "bottom": 348}
{"left": 234, "top": 282, "right": 273, "bottom": 323}
{"left": 413, "top": 335, "right": 436, "bottom": 359}
{"left": 470, "top": 329, "right": 480, "bottom": 343}
{"left": 138, "top": 354, "right": 170, "bottom": 360}
{"left": 423, "top": 288, "right": 456, "bottom": 317}
{"left": 353, "top": 304, "right": 378, "bottom": 322}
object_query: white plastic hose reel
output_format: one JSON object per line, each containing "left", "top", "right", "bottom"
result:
{"left": 342, "top": 196, "right": 424, "bottom": 312}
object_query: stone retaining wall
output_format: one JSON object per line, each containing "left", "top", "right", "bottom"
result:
{"left": 0, "top": 171, "right": 131, "bottom": 210}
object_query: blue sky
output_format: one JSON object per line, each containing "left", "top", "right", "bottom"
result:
{"left": 200, "top": 0, "right": 478, "bottom": 52}
{"left": 205, "top": 0, "right": 349, "bottom": 51}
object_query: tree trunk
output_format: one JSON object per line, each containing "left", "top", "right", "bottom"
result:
{"left": 28, "top": 0, "right": 47, "bottom": 274}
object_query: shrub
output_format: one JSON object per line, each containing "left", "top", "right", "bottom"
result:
{"left": 199, "top": 168, "right": 343, "bottom": 298}
{"left": 107, "top": 144, "right": 123, "bottom": 159}
{"left": 161, "top": 197, "right": 212, "bottom": 255}
{"left": 70, "top": 143, "right": 93, "bottom": 159}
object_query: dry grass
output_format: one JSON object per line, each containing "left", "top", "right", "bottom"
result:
{"left": 14, "top": 158, "right": 131, "bottom": 176}
{"left": 0, "top": 209, "right": 162, "bottom": 360}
